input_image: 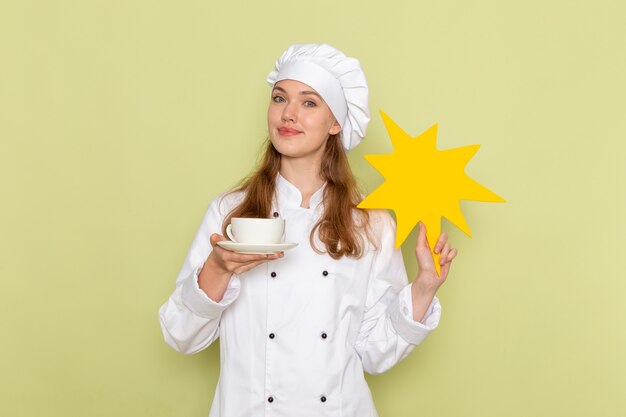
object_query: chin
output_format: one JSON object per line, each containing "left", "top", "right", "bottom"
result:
{"left": 270, "top": 138, "right": 303, "bottom": 157}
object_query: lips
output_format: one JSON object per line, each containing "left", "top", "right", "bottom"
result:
{"left": 278, "top": 127, "right": 302, "bottom": 136}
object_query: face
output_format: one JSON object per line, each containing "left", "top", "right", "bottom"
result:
{"left": 267, "top": 79, "right": 342, "bottom": 160}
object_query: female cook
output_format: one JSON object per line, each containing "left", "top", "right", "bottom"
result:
{"left": 159, "top": 44, "right": 458, "bottom": 417}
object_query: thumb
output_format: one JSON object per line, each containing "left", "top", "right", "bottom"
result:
{"left": 415, "top": 222, "right": 435, "bottom": 269}
{"left": 416, "top": 221, "right": 430, "bottom": 250}
{"left": 210, "top": 233, "right": 227, "bottom": 247}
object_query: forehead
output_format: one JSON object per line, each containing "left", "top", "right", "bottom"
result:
{"left": 272, "top": 79, "right": 320, "bottom": 95}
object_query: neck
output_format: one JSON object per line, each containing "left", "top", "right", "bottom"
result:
{"left": 279, "top": 156, "right": 325, "bottom": 197}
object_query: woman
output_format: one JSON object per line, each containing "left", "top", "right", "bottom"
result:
{"left": 159, "top": 44, "right": 457, "bottom": 417}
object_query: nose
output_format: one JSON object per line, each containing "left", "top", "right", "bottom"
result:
{"left": 281, "top": 101, "right": 297, "bottom": 123}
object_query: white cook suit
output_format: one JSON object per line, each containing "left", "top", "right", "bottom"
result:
{"left": 158, "top": 173, "right": 442, "bottom": 417}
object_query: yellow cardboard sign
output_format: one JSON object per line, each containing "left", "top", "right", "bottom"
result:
{"left": 358, "top": 110, "right": 506, "bottom": 275}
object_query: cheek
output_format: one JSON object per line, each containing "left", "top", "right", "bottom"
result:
{"left": 267, "top": 105, "right": 282, "bottom": 124}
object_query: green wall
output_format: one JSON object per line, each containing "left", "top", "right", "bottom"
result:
{"left": 1, "top": 1, "right": 624, "bottom": 416}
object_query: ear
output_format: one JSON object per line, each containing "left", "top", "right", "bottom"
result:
{"left": 329, "top": 119, "right": 342, "bottom": 136}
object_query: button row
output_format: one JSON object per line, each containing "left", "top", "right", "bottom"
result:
{"left": 268, "top": 332, "right": 328, "bottom": 340}
{"left": 267, "top": 396, "right": 327, "bottom": 403}
{"left": 270, "top": 270, "right": 329, "bottom": 278}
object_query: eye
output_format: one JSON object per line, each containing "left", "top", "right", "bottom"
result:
{"left": 272, "top": 95, "right": 285, "bottom": 103}
{"left": 303, "top": 100, "right": 317, "bottom": 108}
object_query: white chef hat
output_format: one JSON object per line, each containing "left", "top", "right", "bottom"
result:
{"left": 266, "top": 44, "right": 370, "bottom": 152}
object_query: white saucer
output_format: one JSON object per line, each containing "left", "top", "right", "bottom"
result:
{"left": 217, "top": 241, "right": 298, "bottom": 254}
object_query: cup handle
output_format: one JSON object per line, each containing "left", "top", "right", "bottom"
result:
{"left": 225, "top": 224, "right": 237, "bottom": 242}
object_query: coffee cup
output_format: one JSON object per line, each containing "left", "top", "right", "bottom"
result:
{"left": 225, "top": 217, "right": 285, "bottom": 244}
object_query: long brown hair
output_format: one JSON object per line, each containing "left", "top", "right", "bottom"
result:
{"left": 221, "top": 134, "right": 376, "bottom": 259}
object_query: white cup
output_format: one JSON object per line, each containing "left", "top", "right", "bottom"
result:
{"left": 225, "top": 217, "right": 285, "bottom": 244}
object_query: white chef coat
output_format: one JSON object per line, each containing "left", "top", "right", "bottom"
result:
{"left": 159, "top": 172, "right": 442, "bottom": 417}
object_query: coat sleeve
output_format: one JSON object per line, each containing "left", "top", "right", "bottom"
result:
{"left": 354, "top": 212, "right": 442, "bottom": 375}
{"left": 158, "top": 195, "right": 241, "bottom": 355}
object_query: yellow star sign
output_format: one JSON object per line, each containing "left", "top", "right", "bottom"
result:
{"left": 358, "top": 110, "right": 506, "bottom": 275}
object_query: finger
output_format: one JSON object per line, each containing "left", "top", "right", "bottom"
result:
{"left": 226, "top": 257, "right": 267, "bottom": 273}
{"left": 439, "top": 242, "right": 451, "bottom": 265}
{"left": 234, "top": 262, "right": 262, "bottom": 274}
{"left": 434, "top": 232, "right": 448, "bottom": 254}
{"left": 234, "top": 258, "right": 276, "bottom": 274}
{"left": 447, "top": 248, "right": 458, "bottom": 262}
{"left": 416, "top": 222, "right": 430, "bottom": 250}
{"left": 263, "top": 251, "right": 284, "bottom": 261}
{"left": 228, "top": 249, "right": 285, "bottom": 264}
{"left": 439, "top": 261, "right": 450, "bottom": 282}
{"left": 227, "top": 252, "right": 276, "bottom": 264}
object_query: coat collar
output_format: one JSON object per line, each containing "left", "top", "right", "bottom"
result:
{"left": 276, "top": 172, "right": 327, "bottom": 210}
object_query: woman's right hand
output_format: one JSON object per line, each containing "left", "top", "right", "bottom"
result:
{"left": 206, "top": 233, "right": 284, "bottom": 275}
{"left": 198, "top": 234, "right": 283, "bottom": 302}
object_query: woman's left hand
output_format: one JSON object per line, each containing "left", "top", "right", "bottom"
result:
{"left": 411, "top": 221, "right": 458, "bottom": 321}
{"left": 415, "top": 221, "right": 458, "bottom": 285}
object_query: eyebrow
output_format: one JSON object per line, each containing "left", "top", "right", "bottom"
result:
{"left": 272, "top": 86, "right": 322, "bottom": 100}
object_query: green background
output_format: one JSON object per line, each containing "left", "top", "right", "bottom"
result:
{"left": 2, "top": 0, "right": 624, "bottom": 416}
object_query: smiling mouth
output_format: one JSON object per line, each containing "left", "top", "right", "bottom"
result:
{"left": 278, "top": 127, "right": 302, "bottom": 136}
